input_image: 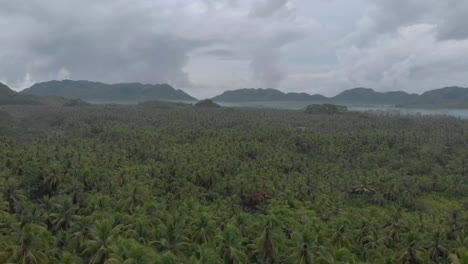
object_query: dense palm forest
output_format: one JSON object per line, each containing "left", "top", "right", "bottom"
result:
{"left": 0, "top": 102, "right": 467, "bottom": 263}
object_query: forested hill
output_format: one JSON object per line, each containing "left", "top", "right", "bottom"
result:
{"left": 211, "top": 86, "right": 468, "bottom": 107}
{"left": 331, "top": 88, "right": 418, "bottom": 104}
{"left": 211, "top": 88, "right": 327, "bottom": 102}
{"left": 0, "top": 82, "right": 67, "bottom": 105}
{"left": 0, "top": 82, "right": 15, "bottom": 95}
{"left": 21, "top": 80, "right": 197, "bottom": 103}
{"left": 414, "top": 86, "right": 468, "bottom": 107}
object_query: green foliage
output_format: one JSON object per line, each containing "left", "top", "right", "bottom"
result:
{"left": 305, "top": 104, "right": 348, "bottom": 114}
{"left": 195, "top": 99, "right": 221, "bottom": 108}
{"left": 63, "top": 98, "right": 91, "bottom": 107}
{"left": 0, "top": 103, "right": 467, "bottom": 263}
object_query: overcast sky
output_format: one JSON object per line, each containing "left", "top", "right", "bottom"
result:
{"left": 1, "top": 0, "right": 468, "bottom": 98}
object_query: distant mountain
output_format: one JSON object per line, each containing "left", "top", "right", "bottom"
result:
{"left": 22, "top": 80, "right": 197, "bottom": 103}
{"left": 415, "top": 87, "right": 468, "bottom": 107}
{"left": 0, "top": 82, "right": 67, "bottom": 105}
{"left": 0, "top": 82, "right": 15, "bottom": 95}
{"left": 211, "top": 87, "right": 468, "bottom": 107}
{"left": 211, "top": 88, "right": 327, "bottom": 102}
{"left": 332, "top": 88, "right": 418, "bottom": 104}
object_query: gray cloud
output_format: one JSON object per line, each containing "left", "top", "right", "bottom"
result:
{"left": 0, "top": 0, "right": 313, "bottom": 92}
{"left": 1, "top": 0, "right": 467, "bottom": 96}
{"left": 437, "top": 1, "right": 468, "bottom": 40}
{"left": 250, "top": 47, "right": 284, "bottom": 88}
{"left": 343, "top": 0, "right": 468, "bottom": 45}
{"left": 250, "top": 0, "right": 289, "bottom": 17}
{"left": 317, "top": 0, "right": 468, "bottom": 95}
{"left": 342, "top": 0, "right": 440, "bottom": 47}
{"left": 201, "top": 49, "right": 237, "bottom": 59}
{"left": 0, "top": 0, "right": 200, "bottom": 89}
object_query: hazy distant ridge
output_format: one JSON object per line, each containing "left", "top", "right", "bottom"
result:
{"left": 211, "top": 87, "right": 468, "bottom": 107}
{"left": 211, "top": 88, "right": 327, "bottom": 102}
{"left": 22, "top": 80, "right": 197, "bottom": 102}
{"left": 15, "top": 80, "right": 468, "bottom": 107}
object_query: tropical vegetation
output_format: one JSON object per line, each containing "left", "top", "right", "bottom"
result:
{"left": 0, "top": 102, "right": 467, "bottom": 263}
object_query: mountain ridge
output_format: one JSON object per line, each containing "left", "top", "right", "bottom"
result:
{"left": 22, "top": 80, "right": 197, "bottom": 103}
{"left": 16, "top": 80, "right": 468, "bottom": 107}
{"left": 211, "top": 88, "right": 327, "bottom": 102}
{"left": 0, "top": 82, "right": 15, "bottom": 95}
{"left": 0, "top": 82, "right": 68, "bottom": 105}
{"left": 211, "top": 86, "right": 468, "bottom": 107}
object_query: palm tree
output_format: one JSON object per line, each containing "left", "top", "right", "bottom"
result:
{"left": 60, "top": 251, "right": 83, "bottom": 264}
{"left": 15, "top": 202, "right": 44, "bottom": 227}
{"left": 39, "top": 195, "right": 55, "bottom": 230}
{"left": 215, "top": 224, "right": 247, "bottom": 264}
{"left": 190, "top": 245, "right": 223, "bottom": 264}
{"left": 331, "top": 223, "right": 351, "bottom": 249}
{"left": 70, "top": 216, "right": 94, "bottom": 251}
{"left": 384, "top": 207, "right": 405, "bottom": 245}
{"left": 289, "top": 229, "right": 317, "bottom": 264}
{"left": 152, "top": 218, "right": 190, "bottom": 256}
{"left": 124, "top": 217, "right": 155, "bottom": 245}
{"left": 42, "top": 164, "right": 64, "bottom": 193}
{"left": 119, "top": 183, "right": 149, "bottom": 213}
{"left": 448, "top": 211, "right": 462, "bottom": 239}
{"left": 2, "top": 177, "right": 26, "bottom": 214}
{"left": 398, "top": 232, "right": 426, "bottom": 264}
{"left": 0, "top": 197, "right": 8, "bottom": 213}
{"left": 425, "top": 230, "right": 447, "bottom": 263}
{"left": 251, "top": 212, "right": 288, "bottom": 264}
{"left": 317, "top": 247, "right": 355, "bottom": 264}
{"left": 0, "top": 223, "right": 55, "bottom": 264}
{"left": 190, "top": 213, "right": 215, "bottom": 245}
{"left": 83, "top": 219, "right": 123, "bottom": 264}
{"left": 107, "top": 238, "right": 157, "bottom": 264}
{"left": 449, "top": 248, "right": 468, "bottom": 264}
{"left": 50, "top": 196, "right": 80, "bottom": 231}
{"left": 88, "top": 193, "right": 112, "bottom": 212}
{"left": 61, "top": 178, "right": 84, "bottom": 205}
{"left": 451, "top": 231, "right": 468, "bottom": 250}
{"left": 158, "top": 251, "right": 179, "bottom": 264}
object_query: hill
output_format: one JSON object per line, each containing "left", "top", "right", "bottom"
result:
{"left": 211, "top": 88, "right": 327, "bottom": 102}
{"left": 414, "top": 86, "right": 468, "bottom": 107}
{"left": 211, "top": 87, "right": 468, "bottom": 107}
{"left": 0, "top": 82, "right": 15, "bottom": 95}
{"left": 332, "top": 88, "right": 418, "bottom": 104}
{"left": 0, "top": 82, "right": 67, "bottom": 105}
{"left": 22, "top": 80, "right": 197, "bottom": 103}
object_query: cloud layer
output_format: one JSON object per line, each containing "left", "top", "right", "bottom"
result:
{"left": 0, "top": 0, "right": 313, "bottom": 95}
{"left": 0, "top": 0, "right": 467, "bottom": 97}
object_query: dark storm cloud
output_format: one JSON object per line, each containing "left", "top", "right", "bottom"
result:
{"left": 0, "top": 0, "right": 201, "bottom": 88}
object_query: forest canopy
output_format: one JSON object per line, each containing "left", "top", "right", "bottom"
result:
{"left": 0, "top": 103, "right": 467, "bottom": 263}
{"left": 305, "top": 104, "right": 348, "bottom": 114}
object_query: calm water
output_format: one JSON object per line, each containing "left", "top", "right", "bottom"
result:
{"left": 217, "top": 101, "right": 468, "bottom": 119}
